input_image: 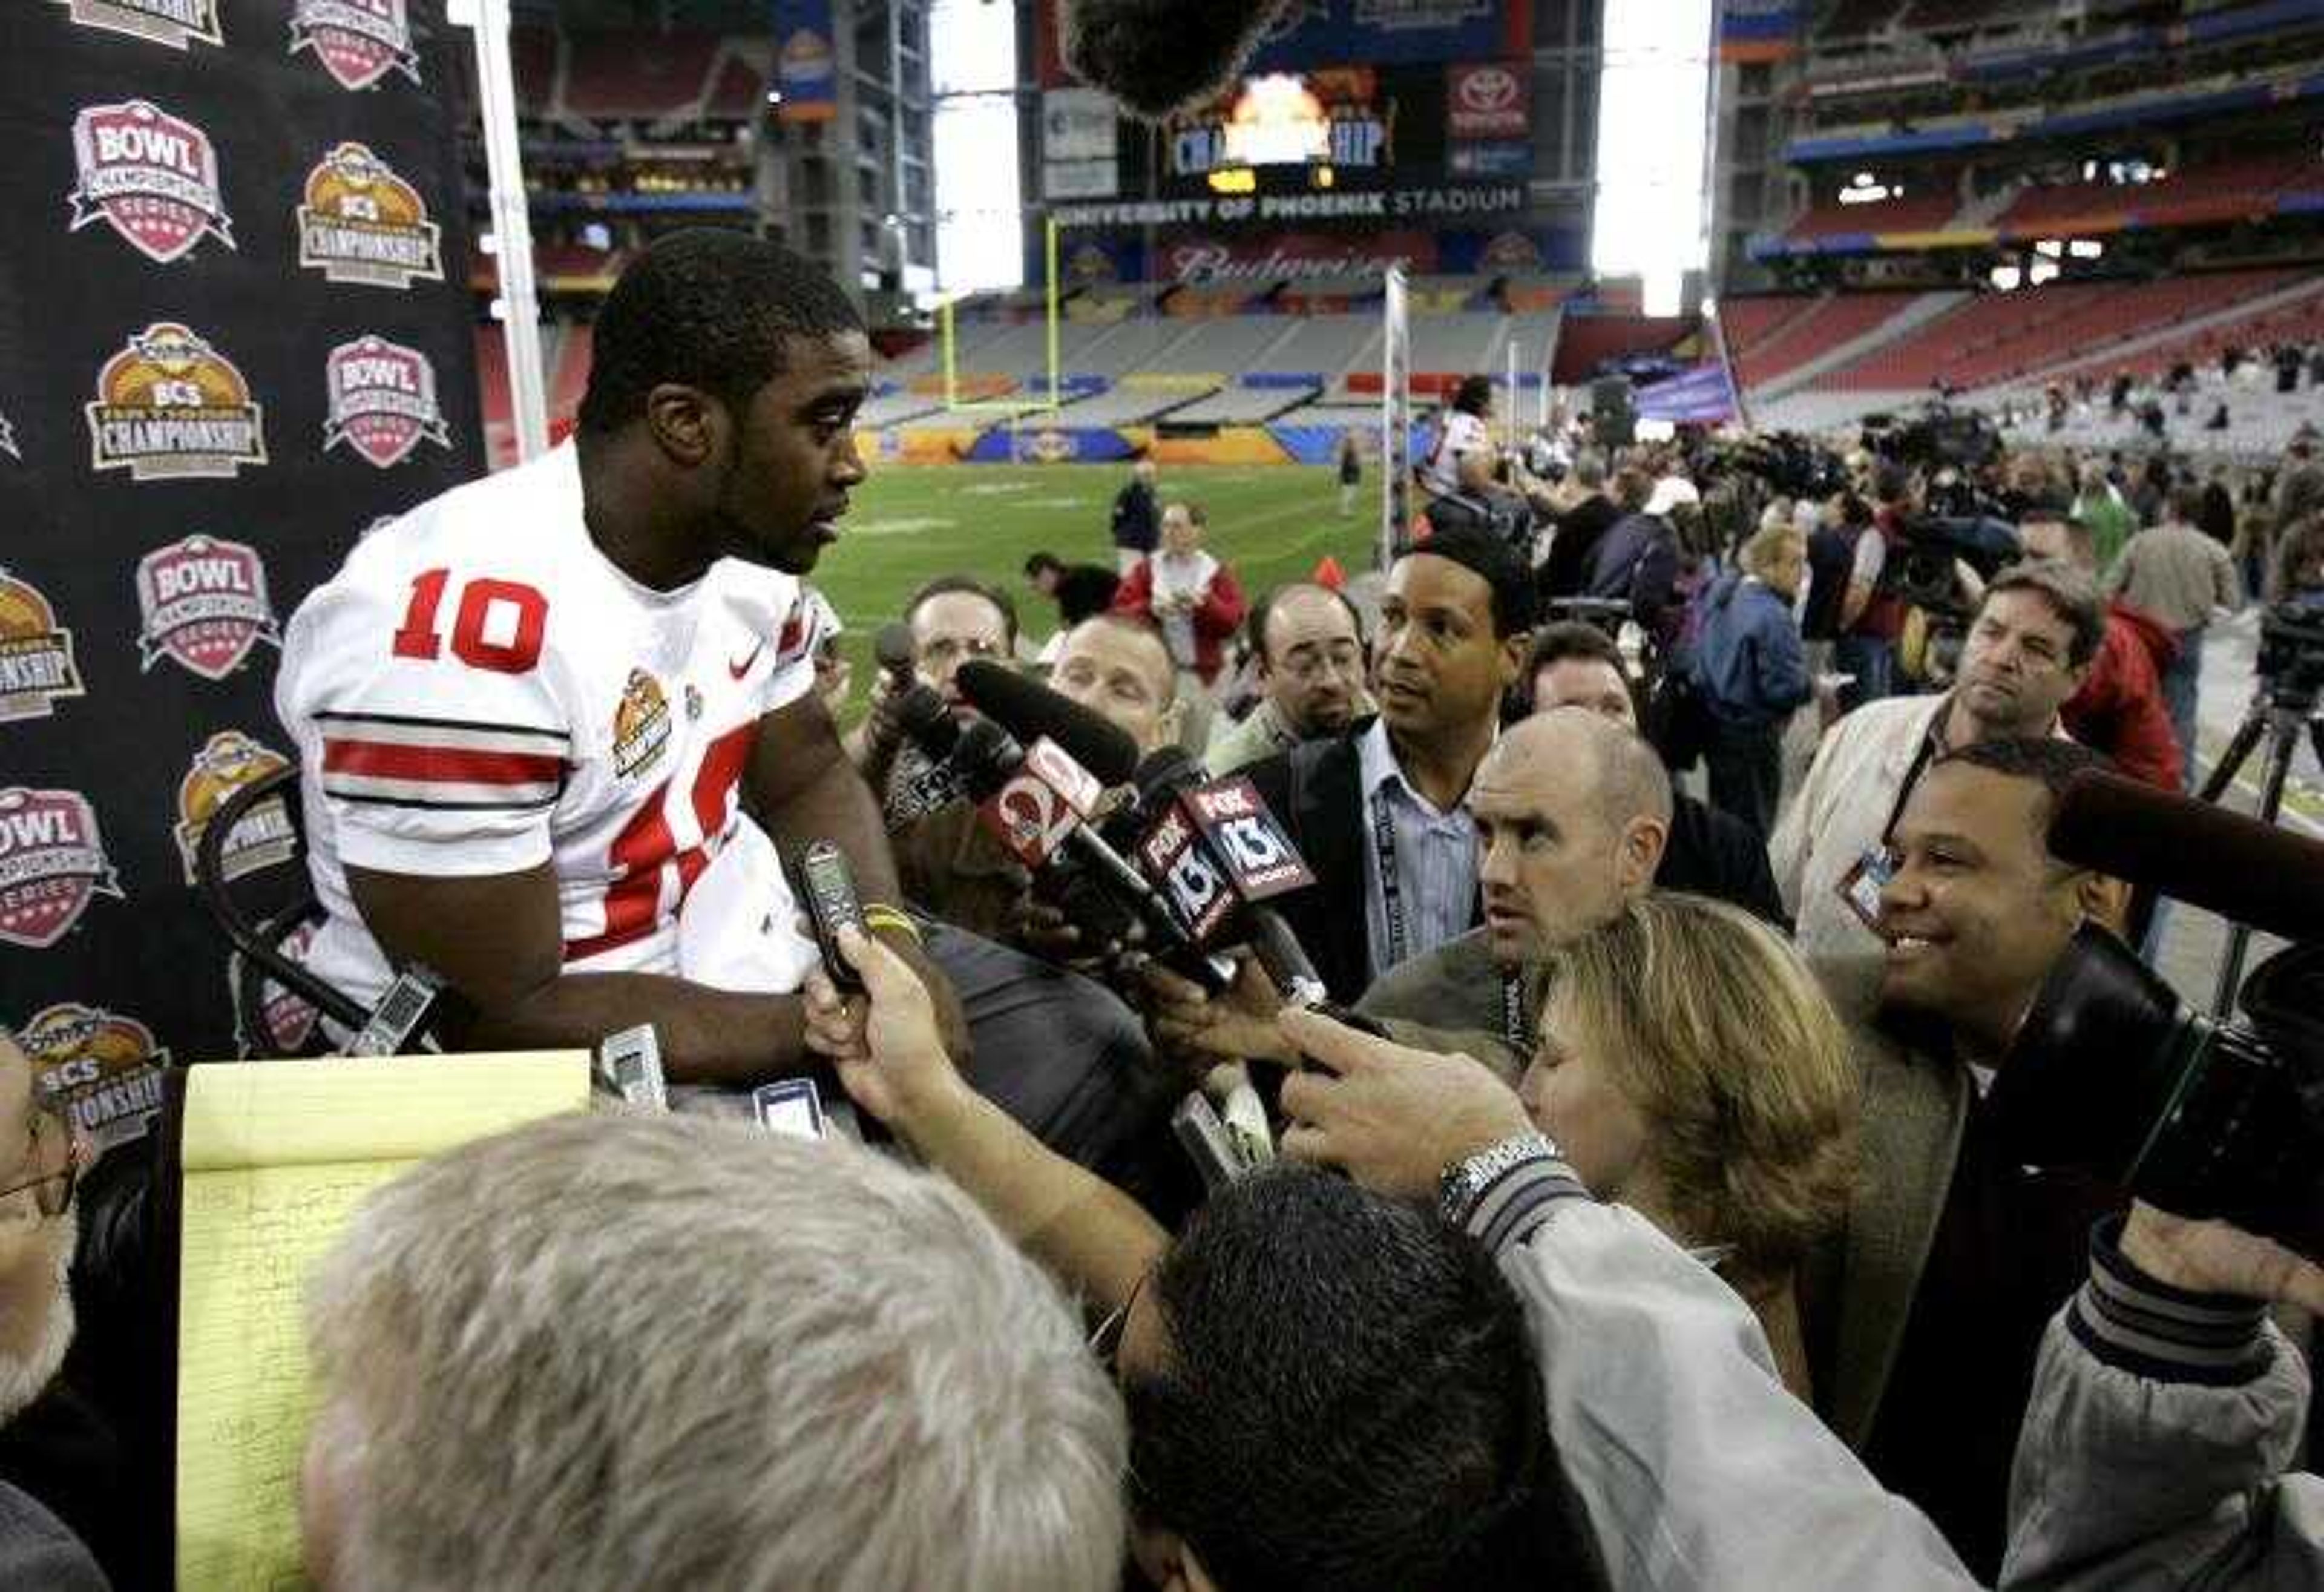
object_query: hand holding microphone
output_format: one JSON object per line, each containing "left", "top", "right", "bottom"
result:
{"left": 810, "top": 923, "right": 969, "bottom": 1138}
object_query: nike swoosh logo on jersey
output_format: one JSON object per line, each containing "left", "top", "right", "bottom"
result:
{"left": 729, "top": 641, "right": 765, "bottom": 680}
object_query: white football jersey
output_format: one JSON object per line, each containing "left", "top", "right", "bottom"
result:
{"left": 276, "top": 444, "right": 829, "bottom": 1013}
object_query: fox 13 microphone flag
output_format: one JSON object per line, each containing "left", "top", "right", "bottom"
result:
{"left": 0, "top": 0, "right": 481, "bottom": 1154}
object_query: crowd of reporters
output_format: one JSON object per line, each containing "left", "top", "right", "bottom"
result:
{"left": 5, "top": 261, "right": 2324, "bottom": 1592}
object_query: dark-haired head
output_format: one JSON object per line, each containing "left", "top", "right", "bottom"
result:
{"left": 573, "top": 230, "right": 872, "bottom": 582}
{"left": 579, "top": 229, "right": 865, "bottom": 438}
{"left": 1400, "top": 522, "right": 1536, "bottom": 638}
{"left": 1453, "top": 373, "right": 1495, "bottom": 418}
{"left": 1121, "top": 1167, "right": 1604, "bottom": 1592}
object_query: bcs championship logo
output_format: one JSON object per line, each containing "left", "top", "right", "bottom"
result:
{"left": 0, "top": 788, "right": 123, "bottom": 950}
{"left": 136, "top": 534, "right": 280, "bottom": 680}
{"left": 323, "top": 336, "right": 450, "bottom": 469}
{"left": 48, "top": 0, "right": 222, "bottom": 50}
{"left": 289, "top": 0, "right": 420, "bottom": 91}
{"left": 612, "top": 669, "right": 672, "bottom": 778}
{"left": 296, "top": 142, "right": 442, "bottom": 288}
{"left": 22, "top": 1004, "right": 168, "bottom": 1157}
{"left": 86, "top": 322, "right": 266, "bottom": 482}
{"left": 68, "top": 100, "right": 235, "bottom": 265}
{"left": 231, "top": 918, "right": 321, "bottom": 1055}
{"left": 174, "top": 731, "right": 295, "bottom": 885}
{"left": 0, "top": 570, "right": 85, "bottom": 725}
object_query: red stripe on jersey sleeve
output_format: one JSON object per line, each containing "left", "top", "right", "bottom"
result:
{"left": 322, "top": 739, "right": 566, "bottom": 786}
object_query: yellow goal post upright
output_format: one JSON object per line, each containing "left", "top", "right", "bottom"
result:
{"left": 939, "top": 214, "right": 1065, "bottom": 444}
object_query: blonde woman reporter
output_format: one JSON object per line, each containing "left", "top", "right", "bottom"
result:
{"left": 1518, "top": 892, "right": 1857, "bottom": 1398}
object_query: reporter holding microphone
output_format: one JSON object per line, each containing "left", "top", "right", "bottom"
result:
{"left": 807, "top": 924, "right": 1600, "bottom": 1592}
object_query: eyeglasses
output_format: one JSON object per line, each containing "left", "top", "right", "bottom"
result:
{"left": 0, "top": 1097, "right": 87, "bottom": 1220}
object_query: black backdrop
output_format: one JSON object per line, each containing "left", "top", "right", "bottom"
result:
{"left": 0, "top": 0, "right": 481, "bottom": 1148}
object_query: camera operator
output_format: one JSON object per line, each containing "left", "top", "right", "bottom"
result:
{"left": 1774, "top": 560, "right": 2103, "bottom": 984}
{"left": 812, "top": 927, "right": 1603, "bottom": 1592}
{"left": 1273, "top": 1005, "right": 2324, "bottom": 1592}
{"left": 1818, "top": 738, "right": 2135, "bottom": 1576}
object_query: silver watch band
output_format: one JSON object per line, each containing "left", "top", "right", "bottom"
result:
{"left": 1437, "top": 1131, "right": 1560, "bottom": 1228}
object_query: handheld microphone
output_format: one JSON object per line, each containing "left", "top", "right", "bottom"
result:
{"left": 873, "top": 621, "right": 917, "bottom": 688}
{"left": 890, "top": 683, "right": 970, "bottom": 821}
{"left": 2048, "top": 769, "right": 2324, "bottom": 943}
{"left": 947, "top": 665, "right": 1226, "bottom": 979}
{"left": 1058, "top": 0, "right": 1299, "bottom": 119}
{"left": 956, "top": 660, "right": 1139, "bottom": 786}
{"left": 1132, "top": 747, "right": 1327, "bottom": 1008}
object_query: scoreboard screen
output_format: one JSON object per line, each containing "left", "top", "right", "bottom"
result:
{"left": 1142, "top": 65, "right": 1461, "bottom": 199}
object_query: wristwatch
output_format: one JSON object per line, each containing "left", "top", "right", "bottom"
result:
{"left": 1437, "top": 1131, "right": 1561, "bottom": 1228}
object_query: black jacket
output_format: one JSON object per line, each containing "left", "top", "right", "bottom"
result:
{"left": 1244, "top": 727, "right": 1483, "bottom": 1007}
{"left": 1110, "top": 480, "right": 1159, "bottom": 553}
{"left": 1540, "top": 493, "right": 1621, "bottom": 600}
{"left": 1660, "top": 792, "right": 1787, "bottom": 930}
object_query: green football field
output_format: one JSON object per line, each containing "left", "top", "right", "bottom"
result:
{"left": 810, "top": 463, "right": 1377, "bottom": 715}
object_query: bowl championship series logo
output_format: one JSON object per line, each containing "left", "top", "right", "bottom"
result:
{"left": 85, "top": 323, "right": 266, "bottom": 482}
{"left": 323, "top": 335, "right": 451, "bottom": 468}
{"left": 0, "top": 788, "right": 123, "bottom": 951}
{"left": 174, "top": 731, "right": 295, "bottom": 885}
{"left": 288, "top": 0, "right": 421, "bottom": 91}
{"left": 134, "top": 534, "right": 280, "bottom": 681}
{"left": 612, "top": 669, "right": 673, "bottom": 778}
{"left": 67, "top": 100, "right": 235, "bottom": 265}
{"left": 297, "top": 142, "right": 443, "bottom": 288}
{"left": 0, "top": 570, "right": 85, "bottom": 725}
{"left": 21, "top": 1004, "right": 169, "bottom": 1159}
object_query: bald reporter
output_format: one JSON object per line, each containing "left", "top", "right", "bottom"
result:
{"left": 298, "top": 1113, "right": 1124, "bottom": 1592}
{"left": 1278, "top": 1009, "right": 2324, "bottom": 1592}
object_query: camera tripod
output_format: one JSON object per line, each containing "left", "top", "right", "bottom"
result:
{"left": 2193, "top": 671, "right": 2324, "bottom": 1017}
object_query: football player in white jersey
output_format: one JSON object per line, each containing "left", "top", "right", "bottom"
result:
{"left": 278, "top": 230, "right": 962, "bottom": 1080}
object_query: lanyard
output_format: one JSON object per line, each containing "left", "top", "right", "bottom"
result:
{"left": 1878, "top": 702, "right": 1952, "bottom": 849}
{"left": 1371, "top": 792, "right": 1408, "bottom": 970}
{"left": 1501, "top": 968, "right": 1531, "bottom": 1051}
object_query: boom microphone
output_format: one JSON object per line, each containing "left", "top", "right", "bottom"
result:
{"left": 1057, "top": 0, "right": 1298, "bottom": 120}
{"left": 956, "top": 660, "right": 1140, "bottom": 786}
{"left": 2048, "top": 769, "right": 2324, "bottom": 944}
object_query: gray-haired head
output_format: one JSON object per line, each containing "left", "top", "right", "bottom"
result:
{"left": 304, "top": 1113, "right": 1125, "bottom": 1592}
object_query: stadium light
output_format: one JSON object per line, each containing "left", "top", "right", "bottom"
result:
{"left": 1991, "top": 265, "right": 2023, "bottom": 291}
{"left": 2029, "top": 259, "right": 2060, "bottom": 286}
{"left": 2069, "top": 238, "right": 2105, "bottom": 258}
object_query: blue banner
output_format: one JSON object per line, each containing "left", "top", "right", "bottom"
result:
{"left": 771, "top": 0, "right": 837, "bottom": 123}
{"left": 1635, "top": 363, "right": 1741, "bottom": 425}
{"left": 964, "top": 425, "right": 1140, "bottom": 464}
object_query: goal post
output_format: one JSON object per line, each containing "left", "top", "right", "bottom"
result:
{"left": 940, "top": 214, "right": 1063, "bottom": 419}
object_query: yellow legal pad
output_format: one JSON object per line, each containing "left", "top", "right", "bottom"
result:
{"left": 174, "top": 1052, "right": 592, "bottom": 1592}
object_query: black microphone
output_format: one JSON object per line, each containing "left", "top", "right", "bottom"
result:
{"left": 956, "top": 660, "right": 1139, "bottom": 786}
{"left": 1131, "top": 746, "right": 1329, "bottom": 1009}
{"left": 2049, "top": 769, "right": 2324, "bottom": 944}
{"left": 1059, "top": 0, "right": 1298, "bottom": 119}
{"left": 948, "top": 660, "right": 1227, "bottom": 976}
{"left": 887, "top": 682, "right": 968, "bottom": 821}
{"left": 873, "top": 621, "right": 917, "bottom": 689}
